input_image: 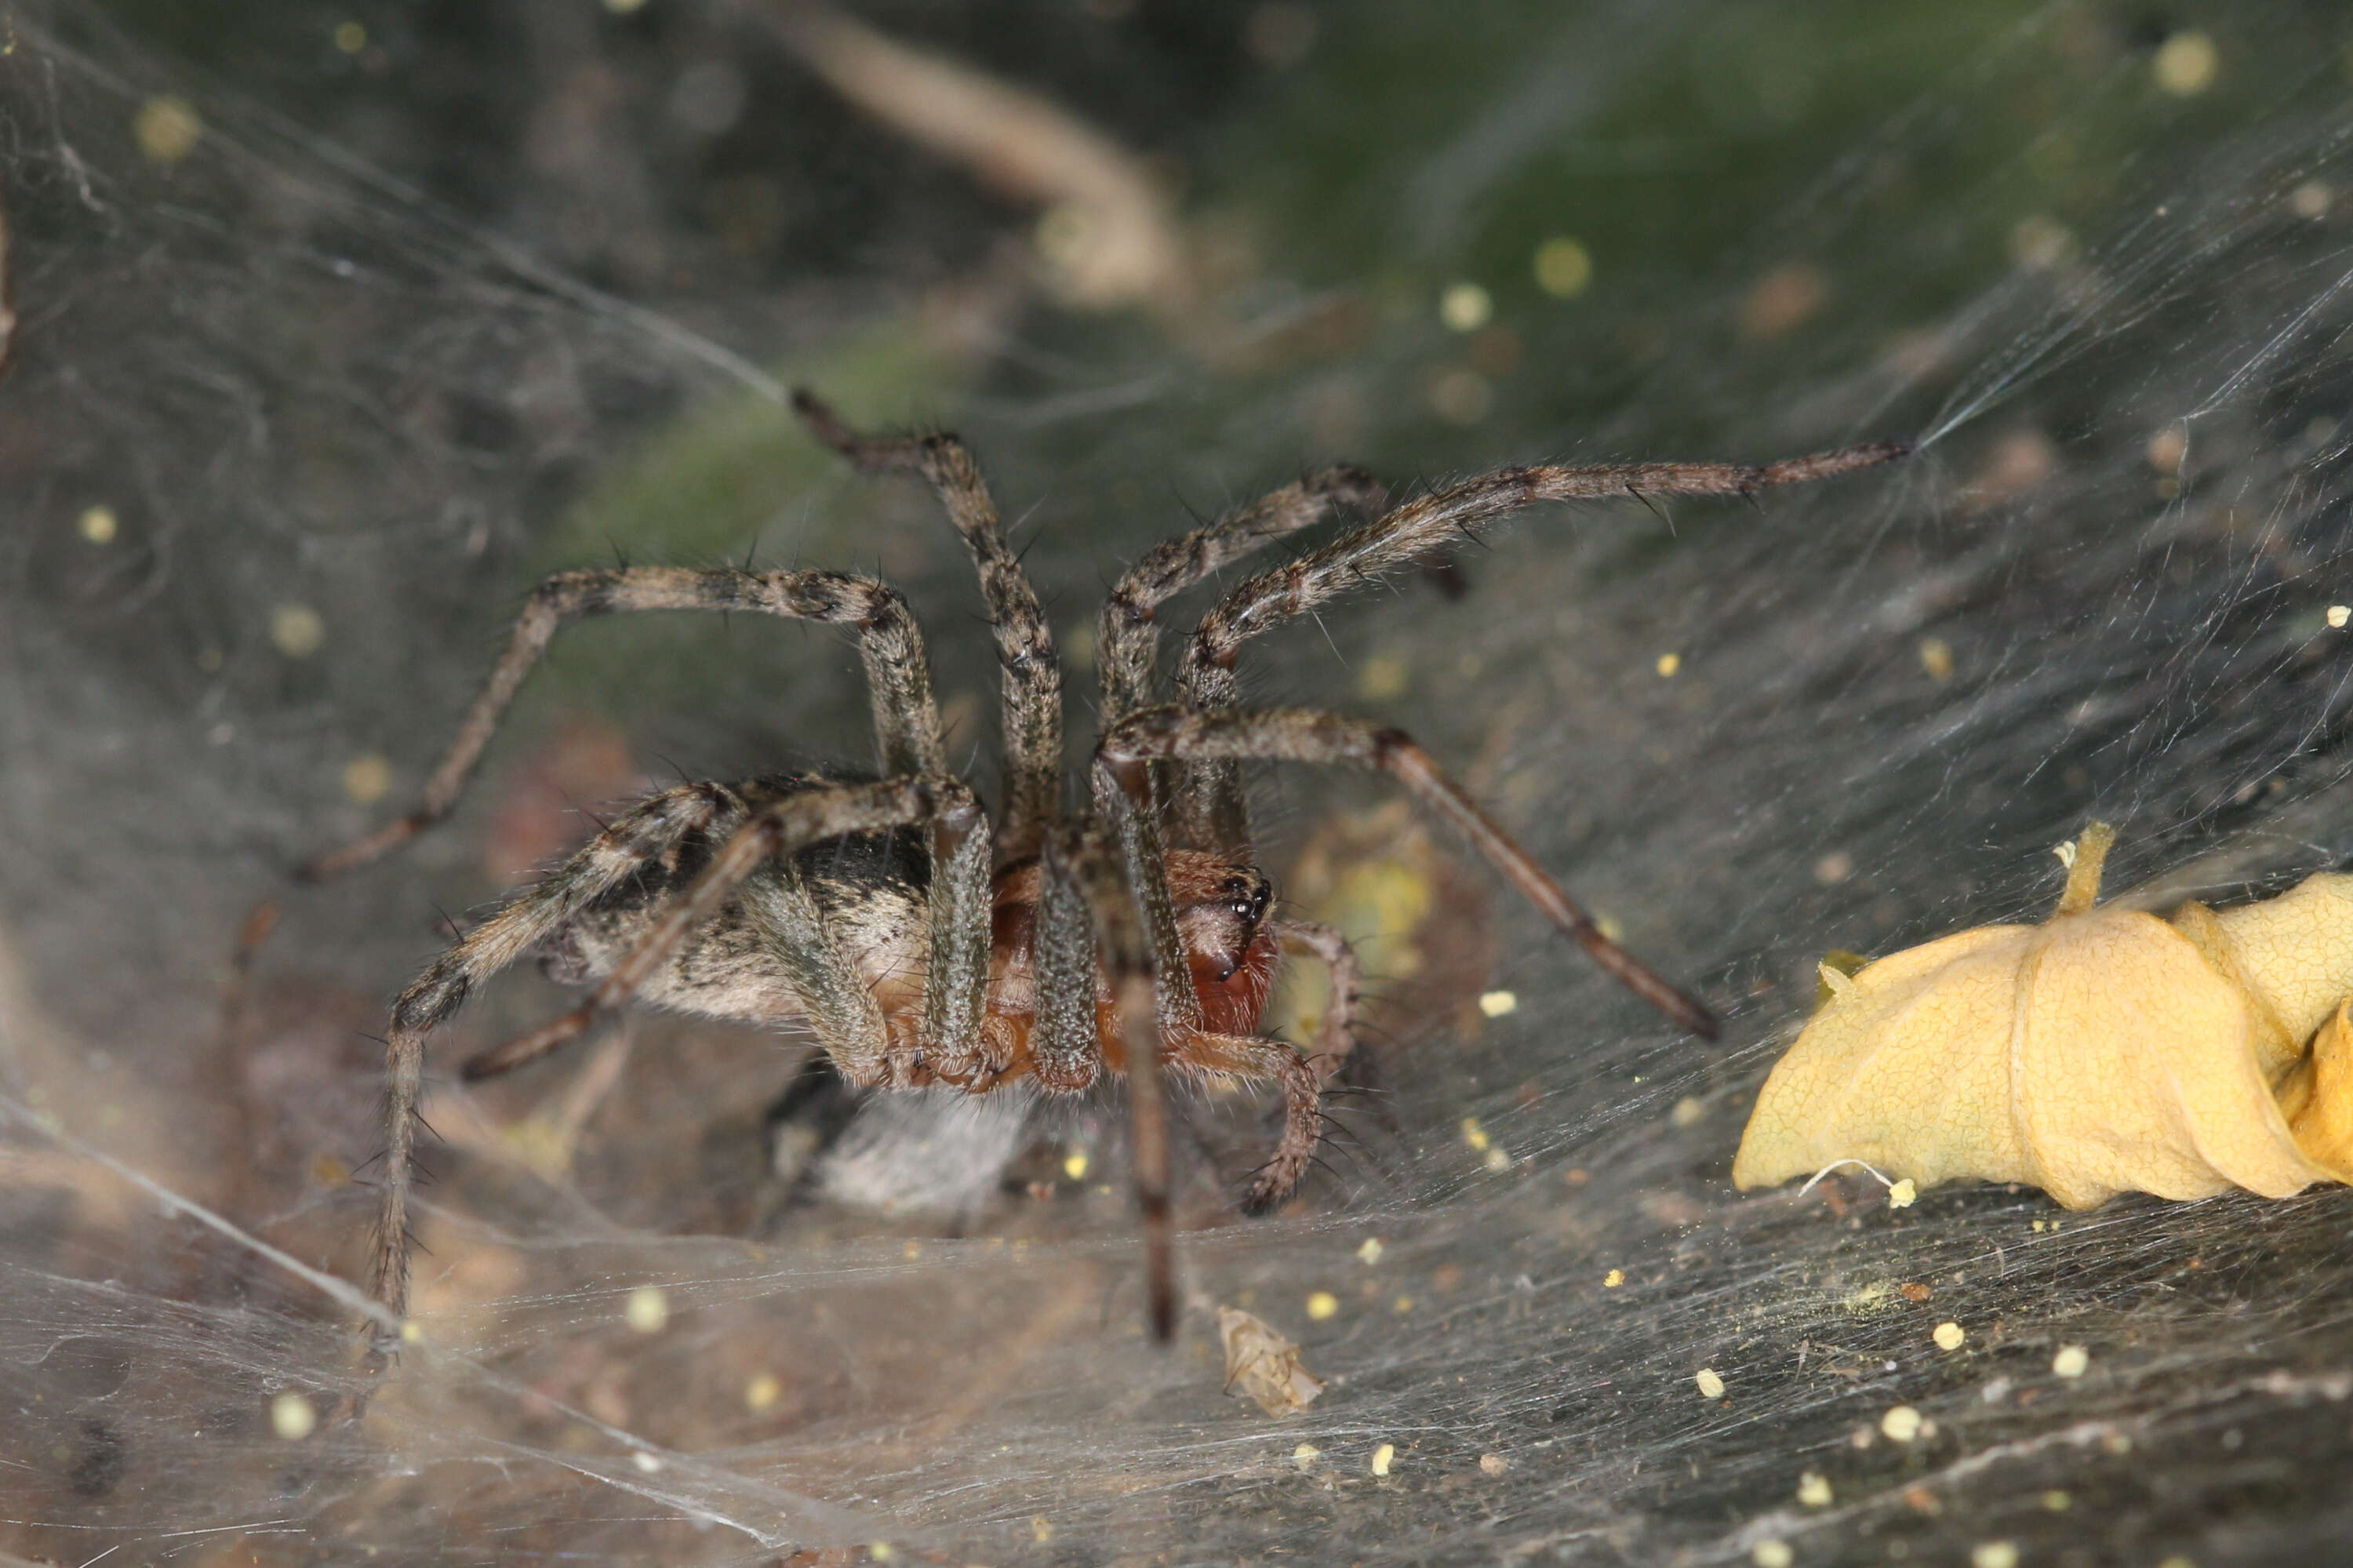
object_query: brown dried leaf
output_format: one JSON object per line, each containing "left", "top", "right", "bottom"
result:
{"left": 1217, "top": 1306, "right": 1324, "bottom": 1417}
{"left": 1734, "top": 824, "right": 2353, "bottom": 1207}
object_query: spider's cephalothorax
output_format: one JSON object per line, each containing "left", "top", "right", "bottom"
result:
{"left": 303, "top": 393, "right": 1906, "bottom": 1339}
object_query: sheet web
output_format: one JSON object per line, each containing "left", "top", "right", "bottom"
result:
{"left": 7, "top": 1, "right": 2353, "bottom": 1563}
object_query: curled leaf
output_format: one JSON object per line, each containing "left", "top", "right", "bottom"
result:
{"left": 1217, "top": 1305, "right": 1324, "bottom": 1417}
{"left": 1734, "top": 824, "right": 2353, "bottom": 1207}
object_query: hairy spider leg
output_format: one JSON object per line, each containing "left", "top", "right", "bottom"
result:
{"left": 298, "top": 565, "right": 948, "bottom": 881}
{"left": 1042, "top": 822, "right": 1180, "bottom": 1341}
{"left": 1096, "top": 466, "right": 1389, "bottom": 732}
{"left": 791, "top": 397, "right": 1213, "bottom": 1075}
{"left": 1269, "top": 918, "right": 1362, "bottom": 1081}
{"left": 793, "top": 391, "right": 1063, "bottom": 864}
{"left": 373, "top": 780, "right": 745, "bottom": 1317}
{"left": 1173, "top": 438, "right": 1912, "bottom": 855}
{"left": 1100, "top": 705, "right": 1722, "bottom": 1042}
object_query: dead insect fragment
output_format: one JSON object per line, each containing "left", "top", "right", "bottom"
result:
{"left": 1217, "top": 1305, "right": 1325, "bottom": 1416}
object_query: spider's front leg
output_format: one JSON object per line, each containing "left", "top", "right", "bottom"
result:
{"left": 1100, "top": 706, "right": 1718, "bottom": 1040}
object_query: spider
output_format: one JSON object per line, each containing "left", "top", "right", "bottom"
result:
{"left": 301, "top": 394, "right": 1905, "bottom": 1341}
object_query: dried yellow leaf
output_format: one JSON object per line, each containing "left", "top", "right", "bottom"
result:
{"left": 1735, "top": 824, "right": 2353, "bottom": 1206}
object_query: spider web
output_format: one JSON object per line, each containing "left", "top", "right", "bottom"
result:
{"left": 7, "top": 1, "right": 2353, "bottom": 1563}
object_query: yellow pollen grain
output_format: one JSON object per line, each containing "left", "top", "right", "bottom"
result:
{"left": 78, "top": 506, "right": 118, "bottom": 544}
{"left": 1478, "top": 989, "right": 1518, "bottom": 1018}
{"left": 2329, "top": 604, "right": 2350, "bottom": 629}
{"left": 744, "top": 1373, "right": 783, "bottom": 1412}
{"left": 624, "top": 1285, "right": 669, "bottom": 1333}
{"left": 2053, "top": 1344, "right": 2090, "bottom": 1378}
{"left": 1293, "top": 1442, "right": 1320, "bottom": 1469}
{"left": 1671, "top": 1097, "right": 1705, "bottom": 1129}
{"left": 1603, "top": 1268, "right": 1624, "bottom": 1288}
{"left": 1305, "top": 1290, "right": 1339, "bottom": 1321}
{"left": 1695, "top": 1367, "right": 1726, "bottom": 1399}
{"left": 1357, "top": 1238, "right": 1384, "bottom": 1265}
{"left": 1369, "top": 1442, "right": 1395, "bottom": 1476}
{"left": 1533, "top": 237, "right": 1593, "bottom": 298}
{"left": 342, "top": 753, "right": 393, "bottom": 806}
{"left": 1030, "top": 1517, "right": 1054, "bottom": 1544}
{"left": 1460, "top": 1116, "right": 1490, "bottom": 1152}
{"left": 1356, "top": 653, "right": 1409, "bottom": 700}
{"left": 1062, "top": 1150, "right": 1089, "bottom": 1181}
{"left": 1881, "top": 1405, "right": 1924, "bottom": 1442}
{"left": 2153, "top": 31, "right": 2218, "bottom": 96}
{"left": 269, "top": 1392, "right": 316, "bottom": 1441}
{"left": 1753, "top": 1543, "right": 1795, "bottom": 1568}
{"left": 1971, "top": 1544, "right": 2019, "bottom": 1568}
{"left": 1797, "top": 1471, "right": 1832, "bottom": 1507}
{"left": 1919, "top": 637, "right": 1955, "bottom": 681}
{"left": 133, "top": 96, "right": 202, "bottom": 163}
{"left": 1438, "top": 282, "right": 1492, "bottom": 332}
{"left": 1656, "top": 652, "right": 1682, "bottom": 678}
{"left": 270, "top": 603, "right": 326, "bottom": 659}
{"left": 1483, "top": 1145, "right": 1512, "bottom": 1172}
{"left": 333, "top": 20, "right": 367, "bottom": 52}
{"left": 1393, "top": 1295, "right": 1414, "bottom": 1312}
{"left": 1887, "top": 1179, "right": 1918, "bottom": 1210}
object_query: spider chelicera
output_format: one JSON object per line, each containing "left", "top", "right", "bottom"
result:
{"left": 302, "top": 393, "right": 1904, "bottom": 1341}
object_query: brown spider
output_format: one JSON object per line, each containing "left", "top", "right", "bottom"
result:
{"left": 301, "top": 394, "right": 1905, "bottom": 1341}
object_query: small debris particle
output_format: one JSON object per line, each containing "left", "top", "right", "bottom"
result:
{"left": 1796, "top": 1471, "right": 1832, "bottom": 1508}
{"left": 1062, "top": 1150, "right": 1089, "bottom": 1181}
{"left": 1478, "top": 1452, "right": 1508, "bottom": 1476}
{"left": 1430, "top": 368, "right": 1493, "bottom": 426}
{"left": 1603, "top": 1268, "right": 1624, "bottom": 1289}
{"left": 903, "top": 1240, "right": 922, "bottom": 1260}
{"left": 1903, "top": 1484, "right": 1943, "bottom": 1515}
{"left": 334, "top": 20, "right": 367, "bottom": 53}
{"left": 624, "top": 1285, "right": 669, "bottom": 1333}
{"left": 1671, "top": 1097, "right": 1706, "bottom": 1128}
{"left": 1934, "top": 1321, "right": 1967, "bottom": 1352}
{"left": 2295, "top": 182, "right": 2335, "bottom": 220}
{"left": 342, "top": 753, "right": 393, "bottom": 806}
{"left": 1656, "top": 652, "right": 1682, "bottom": 678}
{"left": 1356, "top": 653, "right": 1410, "bottom": 701}
{"left": 1887, "top": 1178, "right": 1918, "bottom": 1209}
{"left": 1029, "top": 1517, "right": 1054, "bottom": 1544}
{"left": 1881, "top": 1405, "right": 1924, "bottom": 1442}
{"left": 1533, "top": 237, "right": 1593, "bottom": 298}
{"left": 270, "top": 604, "right": 327, "bottom": 659}
{"left": 2042, "top": 1489, "right": 2071, "bottom": 1511}
{"left": 399, "top": 1319, "right": 424, "bottom": 1344}
{"left": 1292, "top": 1442, "right": 1320, "bottom": 1470}
{"left": 1919, "top": 637, "right": 1955, "bottom": 681}
{"left": 744, "top": 1373, "right": 783, "bottom": 1412}
{"left": 1369, "top": 1442, "right": 1395, "bottom": 1476}
{"left": 134, "top": 95, "right": 203, "bottom": 162}
{"left": 868, "top": 1541, "right": 894, "bottom": 1561}
{"left": 1899, "top": 1282, "right": 1931, "bottom": 1303}
{"left": 1565, "top": 1166, "right": 1590, "bottom": 1186}
{"left": 632, "top": 1451, "right": 664, "bottom": 1474}
{"left": 1752, "top": 1543, "right": 1795, "bottom": 1568}
{"left": 2147, "top": 424, "right": 2188, "bottom": 475}
{"left": 1393, "top": 1295, "right": 1414, "bottom": 1312}
{"left": 269, "top": 1392, "right": 316, "bottom": 1441}
{"left": 1460, "top": 1116, "right": 1491, "bottom": 1151}
{"left": 1439, "top": 282, "right": 1493, "bottom": 332}
{"left": 1695, "top": 1368, "right": 1726, "bottom": 1399}
{"left": 1970, "top": 1543, "right": 2020, "bottom": 1568}
{"left": 1483, "top": 1145, "right": 1513, "bottom": 1172}
{"left": 78, "top": 506, "right": 118, "bottom": 544}
{"left": 2053, "top": 1344, "right": 2090, "bottom": 1379}
{"left": 2330, "top": 604, "right": 2350, "bottom": 629}
{"left": 1305, "top": 1291, "right": 1340, "bottom": 1321}
{"left": 2152, "top": 30, "right": 2218, "bottom": 95}
{"left": 1217, "top": 1305, "right": 1325, "bottom": 1416}
{"left": 1813, "top": 850, "right": 1853, "bottom": 885}
{"left": 1357, "top": 1237, "right": 1384, "bottom": 1265}
{"left": 1478, "top": 989, "right": 1518, "bottom": 1018}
